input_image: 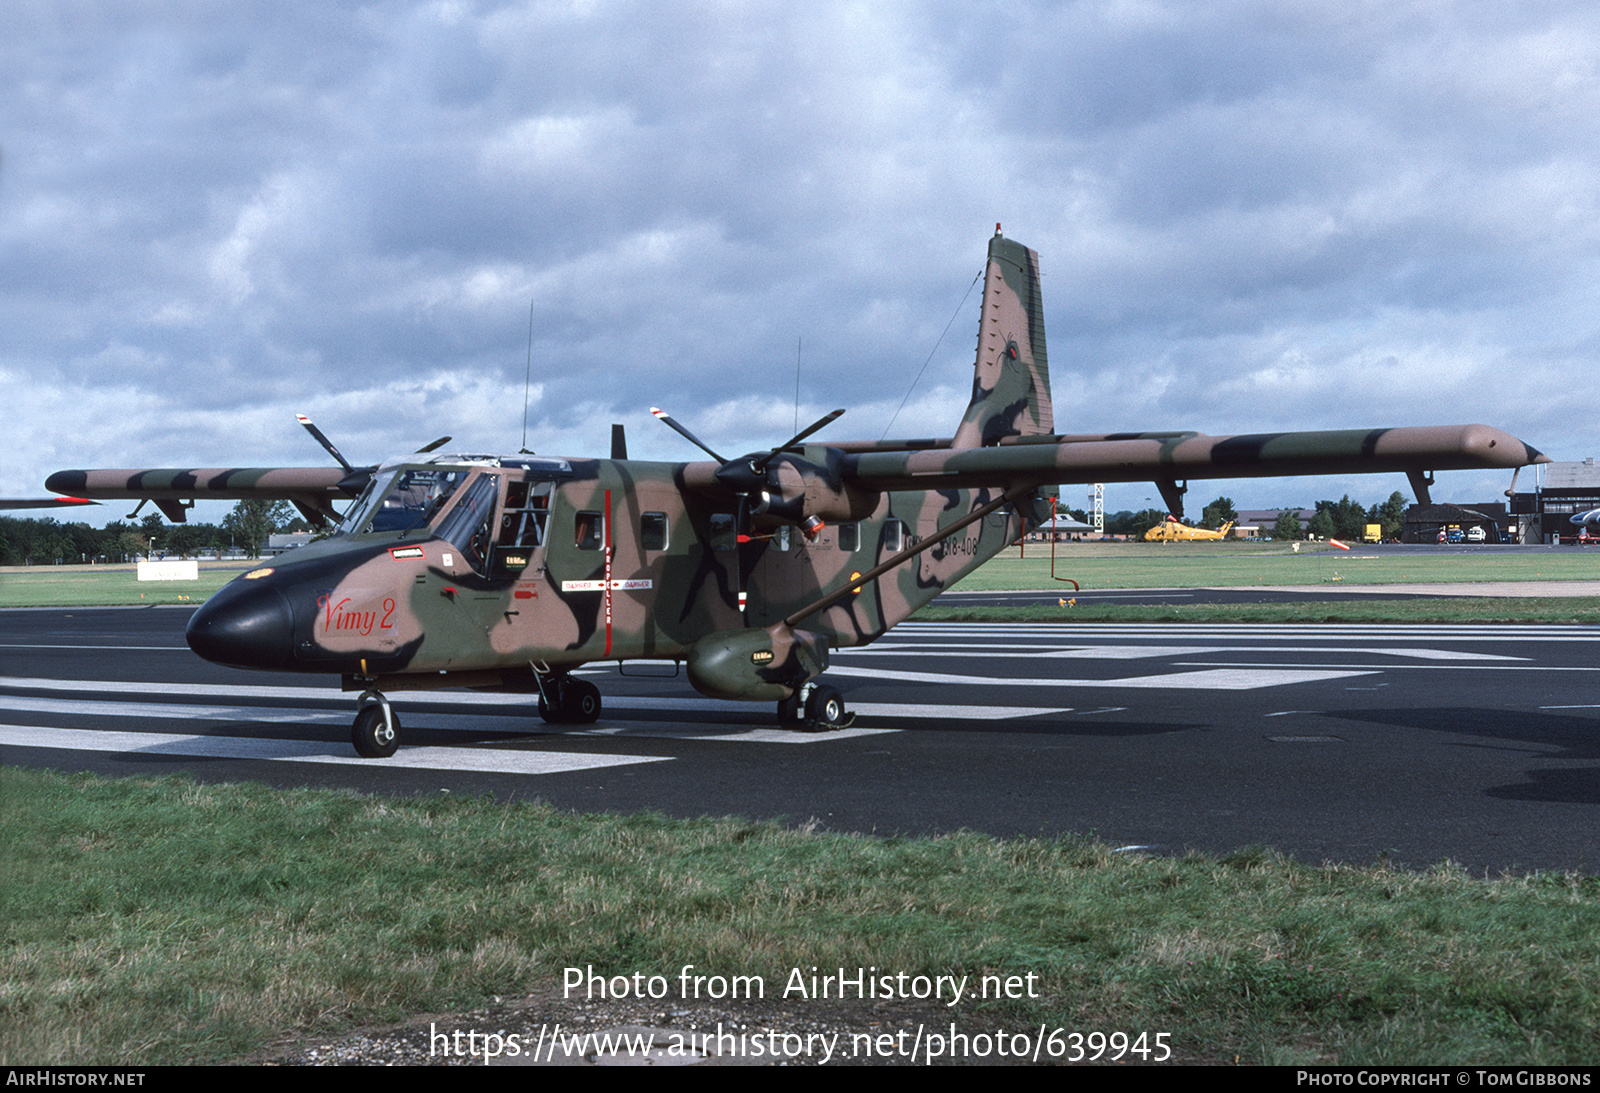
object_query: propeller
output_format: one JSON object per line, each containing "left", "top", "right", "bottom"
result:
{"left": 297, "top": 415, "right": 452, "bottom": 501}
{"left": 650, "top": 406, "right": 868, "bottom": 612}
{"left": 650, "top": 407, "right": 844, "bottom": 493}
{"left": 651, "top": 406, "right": 859, "bottom": 543}
{"left": 297, "top": 414, "right": 355, "bottom": 473}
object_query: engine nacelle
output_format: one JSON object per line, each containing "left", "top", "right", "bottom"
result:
{"left": 686, "top": 623, "right": 830, "bottom": 701}
{"left": 748, "top": 451, "right": 879, "bottom": 531}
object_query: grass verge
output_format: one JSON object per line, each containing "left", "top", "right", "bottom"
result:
{"left": 0, "top": 562, "right": 246, "bottom": 608}
{"left": 962, "top": 542, "right": 1600, "bottom": 590}
{"left": 4, "top": 767, "right": 1598, "bottom": 1066}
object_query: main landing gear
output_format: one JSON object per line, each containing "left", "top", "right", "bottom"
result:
{"left": 778, "top": 681, "right": 854, "bottom": 732}
{"left": 538, "top": 674, "right": 602, "bottom": 725}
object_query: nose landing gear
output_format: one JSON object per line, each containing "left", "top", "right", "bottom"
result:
{"left": 351, "top": 690, "right": 400, "bottom": 758}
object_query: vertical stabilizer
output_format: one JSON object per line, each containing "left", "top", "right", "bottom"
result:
{"left": 951, "top": 228, "right": 1054, "bottom": 449}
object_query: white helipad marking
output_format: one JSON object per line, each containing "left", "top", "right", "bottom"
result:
{"left": 0, "top": 724, "right": 666, "bottom": 774}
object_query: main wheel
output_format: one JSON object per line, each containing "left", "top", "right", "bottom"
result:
{"left": 539, "top": 678, "right": 602, "bottom": 724}
{"left": 352, "top": 705, "right": 400, "bottom": 758}
{"left": 804, "top": 683, "right": 846, "bottom": 730}
{"left": 565, "top": 679, "right": 601, "bottom": 724}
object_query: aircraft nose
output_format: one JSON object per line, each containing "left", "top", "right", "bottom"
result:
{"left": 186, "top": 577, "right": 295, "bottom": 669}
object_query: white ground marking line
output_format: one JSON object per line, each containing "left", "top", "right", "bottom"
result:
{"left": 1176, "top": 662, "right": 1600, "bottom": 672}
{"left": 0, "top": 694, "right": 901, "bottom": 743}
{"left": 841, "top": 644, "right": 1528, "bottom": 661}
{"left": 827, "top": 666, "right": 1379, "bottom": 689}
{"left": 0, "top": 684, "right": 1059, "bottom": 730}
{"left": 0, "top": 724, "right": 667, "bottom": 775}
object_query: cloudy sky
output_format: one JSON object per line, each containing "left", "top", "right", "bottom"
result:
{"left": 5, "top": 0, "right": 1592, "bottom": 525}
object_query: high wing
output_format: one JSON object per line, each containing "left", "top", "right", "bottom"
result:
{"left": 41, "top": 467, "right": 356, "bottom": 525}
{"left": 832, "top": 420, "right": 1539, "bottom": 511}
{"left": 0, "top": 496, "right": 98, "bottom": 511}
{"left": 40, "top": 416, "right": 437, "bottom": 525}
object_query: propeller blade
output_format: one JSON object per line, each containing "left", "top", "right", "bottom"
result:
{"left": 650, "top": 407, "right": 726, "bottom": 463}
{"left": 297, "top": 414, "right": 355, "bottom": 473}
{"left": 752, "top": 408, "right": 845, "bottom": 471}
{"left": 415, "top": 436, "right": 453, "bottom": 454}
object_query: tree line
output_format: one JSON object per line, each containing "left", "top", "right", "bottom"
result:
{"left": 0, "top": 501, "right": 302, "bottom": 566}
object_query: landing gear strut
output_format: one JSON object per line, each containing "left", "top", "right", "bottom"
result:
{"left": 778, "top": 681, "right": 852, "bottom": 732}
{"left": 538, "top": 675, "right": 602, "bottom": 724}
{"left": 351, "top": 690, "right": 399, "bottom": 758}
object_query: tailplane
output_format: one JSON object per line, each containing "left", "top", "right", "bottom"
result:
{"left": 951, "top": 227, "right": 1054, "bottom": 449}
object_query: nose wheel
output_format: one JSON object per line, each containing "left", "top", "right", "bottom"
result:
{"left": 351, "top": 691, "right": 400, "bottom": 758}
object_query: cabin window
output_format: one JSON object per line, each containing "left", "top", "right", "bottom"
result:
{"left": 498, "top": 479, "right": 553, "bottom": 549}
{"left": 575, "top": 510, "right": 605, "bottom": 550}
{"left": 709, "top": 513, "right": 737, "bottom": 551}
{"left": 837, "top": 523, "right": 859, "bottom": 551}
{"left": 883, "top": 518, "right": 906, "bottom": 553}
{"left": 435, "top": 474, "right": 499, "bottom": 571}
{"left": 641, "top": 512, "right": 669, "bottom": 551}
{"left": 774, "top": 525, "right": 791, "bottom": 552}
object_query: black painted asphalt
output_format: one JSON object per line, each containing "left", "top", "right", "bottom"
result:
{"left": 3, "top": 605, "right": 1598, "bottom": 873}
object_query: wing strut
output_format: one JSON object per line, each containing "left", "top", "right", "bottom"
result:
{"left": 1407, "top": 469, "right": 1435, "bottom": 506}
{"left": 1155, "top": 477, "right": 1187, "bottom": 518}
{"left": 783, "top": 485, "right": 1032, "bottom": 628}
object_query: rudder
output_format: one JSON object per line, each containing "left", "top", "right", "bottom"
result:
{"left": 951, "top": 228, "right": 1054, "bottom": 449}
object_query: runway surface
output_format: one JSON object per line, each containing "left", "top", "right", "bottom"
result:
{"left": 3, "top": 605, "right": 1599, "bottom": 873}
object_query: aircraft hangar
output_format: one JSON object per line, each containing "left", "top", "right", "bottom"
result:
{"left": 1509, "top": 457, "right": 1600, "bottom": 543}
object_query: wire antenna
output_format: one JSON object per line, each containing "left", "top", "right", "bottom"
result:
{"left": 520, "top": 297, "right": 535, "bottom": 453}
{"left": 880, "top": 266, "right": 983, "bottom": 440}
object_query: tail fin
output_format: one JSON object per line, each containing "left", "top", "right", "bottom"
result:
{"left": 951, "top": 227, "right": 1054, "bottom": 449}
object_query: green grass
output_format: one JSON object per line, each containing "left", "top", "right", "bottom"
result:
{"left": 0, "top": 562, "right": 247, "bottom": 607}
{"left": 3, "top": 768, "right": 1598, "bottom": 1066}
{"left": 965, "top": 541, "right": 1600, "bottom": 591}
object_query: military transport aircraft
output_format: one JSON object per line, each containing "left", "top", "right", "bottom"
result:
{"left": 44, "top": 228, "right": 1548, "bottom": 757}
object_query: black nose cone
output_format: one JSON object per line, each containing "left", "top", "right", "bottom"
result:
{"left": 186, "top": 577, "right": 294, "bottom": 669}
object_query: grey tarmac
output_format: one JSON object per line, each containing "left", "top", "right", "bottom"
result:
{"left": 3, "top": 604, "right": 1598, "bottom": 874}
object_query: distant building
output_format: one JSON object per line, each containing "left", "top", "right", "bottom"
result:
{"left": 1509, "top": 458, "right": 1600, "bottom": 543}
{"left": 264, "top": 532, "right": 314, "bottom": 556}
{"left": 1031, "top": 515, "right": 1097, "bottom": 540}
{"left": 1403, "top": 502, "right": 1510, "bottom": 544}
{"left": 1239, "top": 509, "right": 1314, "bottom": 539}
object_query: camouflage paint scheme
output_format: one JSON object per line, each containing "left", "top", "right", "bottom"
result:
{"left": 45, "top": 229, "right": 1549, "bottom": 751}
